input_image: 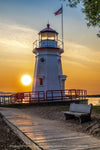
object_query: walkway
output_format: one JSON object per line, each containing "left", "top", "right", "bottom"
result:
{"left": 0, "top": 107, "right": 100, "bottom": 150}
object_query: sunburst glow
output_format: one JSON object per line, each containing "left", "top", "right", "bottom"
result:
{"left": 21, "top": 75, "right": 32, "bottom": 86}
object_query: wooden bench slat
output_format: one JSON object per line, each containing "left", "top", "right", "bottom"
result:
{"left": 70, "top": 103, "right": 92, "bottom": 113}
{"left": 64, "top": 111, "right": 88, "bottom": 116}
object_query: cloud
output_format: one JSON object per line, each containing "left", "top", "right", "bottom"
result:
{"left": 0, "top": 22, "right": 38, "bottom": 65}
{"left": 63, "top": 40, "right": 100, "bottom": 68}
{"left": 0, "top": 22, "right": 38, "bottom": 49}
{"left": 0, "top": 39, "right": 29, "bottom": 48}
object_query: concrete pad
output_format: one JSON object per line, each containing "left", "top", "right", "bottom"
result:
{"left": 0, "top": 107, "right": 100, "bottom": 150}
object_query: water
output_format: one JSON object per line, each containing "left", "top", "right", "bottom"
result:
{"left": 88, "top": 97, "right": 100, "bottom": 106}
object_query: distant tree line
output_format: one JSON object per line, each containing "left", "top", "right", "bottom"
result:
{"left": 87, "top": 95, "right": 100, "bottom": 97}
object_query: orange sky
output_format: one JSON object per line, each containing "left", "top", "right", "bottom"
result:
{"left": 0, "top": 0, "right": 100, "bottom": 95}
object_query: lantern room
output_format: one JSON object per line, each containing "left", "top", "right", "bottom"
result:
{"left": 39, "top": 24, "right": 58, "bottom": 48}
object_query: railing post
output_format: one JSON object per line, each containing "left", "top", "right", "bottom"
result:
{"left": 61, "top": 90, "right": 63, "bottom": 100}
{"left": 46, "top": 91, "right": 47, "bottom": 101}
{"left": 82, "top": 90, "right": 83, "bottom": 99}
{"left": 52, "top": 91, "right": 53, "bottom": 101}
{"left": 38, "top": 91, "right": 39, "bottom": 103}
{"left": 75, "top": 89, "right": 77, "bottom": 99}
{"left": 4, "top": 97, "right": 5, "bottom": 104}
{"left": 68, "top": 90, "right": 72, "bottom": 100}
{"left": 7, "top": 96, "right": 9, "bottom": 104}
{"left": 70, "top": 90, "right": 72, "bottom": 100}
{"left": 79, "top": 90, "right": 80, "bottom": 100}
{"left": 85, "top": 90, "right": 87, "bottom": 98}
{"left": 29, "top": 92, "right": 31, "bottom": 104}
{"left": 68, "top": 90, "right": 70, "bottom": 99}
{"left": 43, "top": 91, "right": 45, "bottom": 101}
{"left": 21, "top": 98, "right": 22, "bottom": 104}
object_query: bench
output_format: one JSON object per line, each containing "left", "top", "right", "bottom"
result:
{"left": 63, "top": 103, "right": 92, "bottom": 123}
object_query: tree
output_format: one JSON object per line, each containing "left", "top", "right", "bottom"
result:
{"left": 63, "top": 0, "right": 100, "bottom": 37}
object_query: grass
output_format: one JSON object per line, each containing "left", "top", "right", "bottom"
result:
{"left": 92, "top": 105, "right": 100, "bottom": 114}
{"left": 0, "top": 104, "right": 31, "bottom": 108}
{"left": 0, "top": 104, "right": 100, "bottom": 114}
{"left": 0, "top": 103, "right": 70, "bottom": 112}
{"left": 58, "top": 105, "right": 69, "bottom": 111}
{"left": 59, "top": 105, "right": 100, "bottom": 114}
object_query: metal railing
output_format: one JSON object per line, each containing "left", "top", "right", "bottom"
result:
{"left": 0, "top": 89, "right": 87, "bottom": 105}
{"left": 33, "top": 39, "right": 63, "bottom": 50}
{"left": 33, "top": 40, "right": 39, "bottom": 49}
{"left": 46, "top": 89, "right": 87, "bottom": 101}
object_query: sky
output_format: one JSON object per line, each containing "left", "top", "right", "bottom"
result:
{"left": 0, "top": 0, "right": 100, "bottom": 94}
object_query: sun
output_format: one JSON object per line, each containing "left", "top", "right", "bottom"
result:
{"left": 21, "top": 75, "right": 32, "bottom": 86}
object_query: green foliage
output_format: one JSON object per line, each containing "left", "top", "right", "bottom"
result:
{"left": 66, "top": 0, "right": 80, "bottom": 7}
{"left": 82, "top": 0, "right": 100, "bottom": 27}
{"left": 63, "top": 0, "right": 100, "bottom": 37}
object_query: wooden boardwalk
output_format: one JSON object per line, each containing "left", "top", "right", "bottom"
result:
{"left": 0, "top": 107, "right": 100, "bottom": 150}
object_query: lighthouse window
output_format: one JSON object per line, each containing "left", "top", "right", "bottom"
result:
{"left": 41, "top": 33, "right": 47, "bottom": 40}
{"left": 41, "top": 32, "right": 57, "bottom": 41}
{"left": 48, "top": 32, "right": 55, "bottom": 40}
{"left": 54, "top": 34, "right": 57, "bottom": 41}
{"left": 40, "top": 78, "right": 43, "bottom": 85}
{"left": 40, "top": 57, "right": 45, "bottom": 63}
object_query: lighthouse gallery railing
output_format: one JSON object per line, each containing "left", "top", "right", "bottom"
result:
{"left": 33, "top": 39, "right": 63, "bottom": 50}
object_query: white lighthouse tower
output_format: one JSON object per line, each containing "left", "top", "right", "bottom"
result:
{"left": 32, "top": 24, "right": 66, "bottom": 96}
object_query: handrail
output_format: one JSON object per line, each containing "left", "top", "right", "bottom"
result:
{"left": 33, "top": 39, "right": 63, "bottom": 50}
{"left": 0, "top": 89, "right": 87, "bottom": 104}
{"left": 33, "top": 40, "right": 40, "bottom": 49}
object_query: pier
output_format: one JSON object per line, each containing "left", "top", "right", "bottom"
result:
{"left": 0, "top": 89, "right": 87, "bottom": 105}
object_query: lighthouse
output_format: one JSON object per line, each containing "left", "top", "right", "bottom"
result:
{"left": 32, "top": 24, "right": 66, "bottom": 96}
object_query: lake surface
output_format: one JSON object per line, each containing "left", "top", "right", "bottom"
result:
{"left": 88, "top": 97, "right": 100, "bottom": 106}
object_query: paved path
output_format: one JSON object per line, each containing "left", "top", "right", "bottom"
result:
{"left": 0, "top": 107, "right": 100, "bottom": 150}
